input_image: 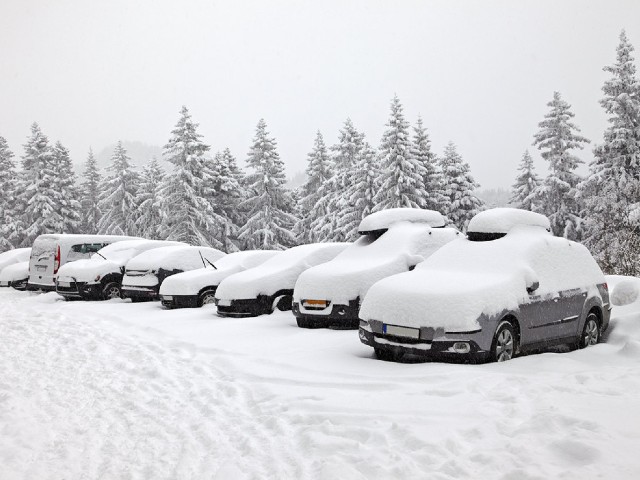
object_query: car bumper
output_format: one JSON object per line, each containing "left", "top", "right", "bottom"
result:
{"left": 216, "top": 296, "right": 272, "bottom": 317}
{"left": 122, "top": 285, "right": 159, "bottom": 300}
{"left": 27, "top": 282, "right": 56, "bottom": 291}
{"left": 0, "top": 278, "right": 28, "bottom": 290}
{"left": 160, "top": 294, "right": 200, "bottom": 309}
{"left": 56, "top": 280, "right": 102, "bottom": 300}
{"left": 292, "top": 299, "right": 360, "bottom": 327}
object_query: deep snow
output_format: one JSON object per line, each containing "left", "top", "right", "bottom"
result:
{"left": 0, "top": 281, "right": 639, "bottom": 479}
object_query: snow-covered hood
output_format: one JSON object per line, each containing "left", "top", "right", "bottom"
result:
{"left": 0, "top": 261, "right": 29, "bottom": 282}
{"left": 160, "top": 266, "right": 243, "bottom": 296}
{"left": 57, "top": 258, "right": 123, "bottom": 283}
{"left": 294, "top": 224, "right": 460, "bottom": 304}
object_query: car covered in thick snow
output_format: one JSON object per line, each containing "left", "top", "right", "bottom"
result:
{"left": 0, "top": 247, "right": 31, "bottom": 274}
{"left": 293, "top": 208, "right": 460, "bottom": 328}
{"left": 359, "top": 208, "right": 611, "bottom": 362}
{"left": 0, "top": 261, "right": 30, "bottom": 290}
{"left": 121, "top": 245, "right": 226, "bottom": 301}
{"left": 28, "top": 234, "right": 140, "bottom": 291}
{"left": 159, "top": 250, "right": 280, "bottom": 309}
{"left": 56, "top": 240, "right": 186, "bottom": 300}
{"left": 215, "top": 243, "right": 350, "bottom": 317}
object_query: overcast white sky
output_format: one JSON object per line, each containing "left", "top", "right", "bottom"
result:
{"left": 1, "top": 0, "right": 639, "bottom": 188}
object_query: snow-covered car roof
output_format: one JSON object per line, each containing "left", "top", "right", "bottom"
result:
{"left": 125, "top": 245, "right": 225, "bottom": 272}
{"left": 360, "top": 226, "right": 605, "bottom": 332}
{"left": 95, "top": 240, "right": 187, "bottom": 263}
{"left": 159, "top": 250, "right": 280, "bottom": 296}
{"left": 467, "top": 208, "right": 550, "bottom": 235}
{"left": 0, "top": 248, "right": 31, "bottom": 273}
{"left": 216, "top": 243, "right": 349, "bottom": 300}
{"left": 294, "top": 223, "right": 460, "bottom": 305}
{"left": 357, "top": 208, "right": 444, "bottom": 233}
{"left": 0, "top": 261, "right": 29, "bottom": 282}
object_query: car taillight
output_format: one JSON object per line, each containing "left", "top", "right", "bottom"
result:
{"left": 53, "top": 245, "right": 61, "bottom": 274}
{"left": 603, "top": 282, "right": 608, "bottom": 291}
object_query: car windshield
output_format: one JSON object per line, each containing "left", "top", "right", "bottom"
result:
{"left": 30, "top": 238, "right": 57, "bottom": 259}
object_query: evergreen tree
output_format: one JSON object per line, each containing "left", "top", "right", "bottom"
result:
{"left": 510, "top": 150, "right": 541, "bottom": 211}
{"left": 411, "top": 116, "right": 446, "bottom": 211}
{"left": 136, "top": 158, "right": 165, "bottom": 239}
{"left": 0, "top": 136, "right": 17, "bottom": 250}
{"left": 80, "top": 148, "right": 102, "bottom": 234}
{"left": 159, "top": 106, "right": 222, "bottom": 247}
{"left": 296, "top": 131, "right": 333, "bottom": 243}
{"left": 581, "top": 30, "right": 640, "bottom": 274}
{"left": 98, "top": 141, "right": 140, "bottom": 236}
{"left": 238, "top": 119, "right": 297, "bottom": 249}
{"left": 374, "top": 95, "right": 427, "bottom": 210}
{"left": 439, "top": 142, "right": 484, "bottom": 230}
{"left": 51, "top": 141, "right": 81, "bottom": 233}
{"left": 208, "top": 149, "right": 244, "bottom": 251}
{"left": 533, "top": 91, "right": 589, "bottom": 239}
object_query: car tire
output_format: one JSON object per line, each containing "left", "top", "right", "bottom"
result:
{"left": 579, "top": 313, "right": 600, "bottom": 348}
{"left": 296, "top": 317, "right": 327, "bottom": 329}
{"left": 102, "top": 282, "right": 122, "bottom": 300}
{"left": 199, "top": 290, "right": 217, "bottom": 307}
{"left": 374, "top": 347, "right": 404, "bottom": 362}
{"left": 491, "top": 320, "right": 517, "bottom": 362}
{"left": 274, "top": 295, "right": 293, "bottom": 312}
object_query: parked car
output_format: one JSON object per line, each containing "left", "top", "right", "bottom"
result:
{"left": 56, "top": 240, "right": 185, "bottom": 300}
{"left": 121, "top": 245, "right": 226, "bottom": 301}
{"left": 0, "top": 247, "right": 31, "bottom": 274}
{"left": 159, "top": 250, "right": 279, "bottom": 309}
{"left": 28, "top": 234, "right": 140, "bottom": 291}
{"left": 0, "top": 261, "right": 30, "bottom": 290}
{"left": 358, "top": 208, "right": 610, "bottom": 363}
{"left": 293, "top": 208, "right": 460, "bottom": 329}
{"left": 215, "top": 243, "right": 350, "bottom": 317}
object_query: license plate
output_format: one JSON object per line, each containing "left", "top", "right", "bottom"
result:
{"left": 36, "top": 265, "right": 46, "bottom": 272}
{"left": 384, "top": 324, "right": 420, "bottom": 339}
{"left": 58, "top": 281, "right": 70, "bottom": 288}
{"left": 162, "top": 295, "right": 173, "bottom": 301}
{"left": 217, "top": 299, "right": 231, "bottom": 306}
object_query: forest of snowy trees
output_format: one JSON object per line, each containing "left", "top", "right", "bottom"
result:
{"left": 1, "top": 30, "right": 639, "bottom": 275}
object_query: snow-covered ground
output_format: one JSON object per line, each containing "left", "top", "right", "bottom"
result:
{"left": 1, "top": 285, "right": 640, "bottom": 479}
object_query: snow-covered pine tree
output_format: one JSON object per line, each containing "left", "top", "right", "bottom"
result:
{"left": 98, "top": 141, "right": 140, "bottom": 236}
{"left": 533, "top": 91, "right": 589, "bottom": 239}
{"left": 238, "top": 119, "right": 297, "bottom": 249}
{"left": 19, "top": 123, "right": 62, "bottom": 245}
{"left": 208, "top": 149, "right": 244, "bottom": 251}
{"left": 374, "top": 96, "right": 427, "bottom": 210}
{"left": 51, "top": 141, "right": 81, "bottom": 234}
{"left": 510, "top": 150, "right": 541, "bottom": 211}
{"left": 0, "top": 136, "right": 18, "bottom": 250}
{"left": 313, "top": 118, "right": 365, "bottom": 242}
{"left": 580, "top": 30, "right": 640, "bottom": 274}
{"left": 136, "top": 158, "right": 165, "bottom": 240}
{"left": 80, "top": 148, "right": 102, "bottom": 234}
{"left": 296, "top": 131, "right": 333, "bottom": 243}
{"left": 159, "top": 106, "right": 222, "bottom": 247}
{"left": 338, "top": 142, "right": 380, "bottom": 239}
{"left": 411, "top": 116, "right": 446, "bottom": 211}
{"left": 439, "top": 142, "right": 484, "bottom": 230}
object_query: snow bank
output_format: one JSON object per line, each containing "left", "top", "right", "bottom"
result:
{"left": 467, "top": 207, "right": 550, "bottom": 233}
{"left": 294, "top": 223, "right": 461, "bottom": 306}
{"left": 216, "top": 243, "right": 349, "bottom": 300}
{"left": 160, "top": 250, "right": 279, "bottom": 296}
{"left": 0, "top": 261, "right": 29, "bottom": 282}
{"left": 0, "top": 248, "right": 31, "bottom": 273}
{"left": 357, "top": 208, "right": 444, "bottom": 233}
{"left": 360, "top": 226, "right": 605, "bottom": 331}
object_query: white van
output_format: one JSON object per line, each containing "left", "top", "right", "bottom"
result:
{"left": 28, "top": 234, "right": 140, "bottom": 291}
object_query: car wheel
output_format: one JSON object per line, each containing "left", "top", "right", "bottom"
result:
{"left": 491, "top": 320, "right": 517, "bottom": 362}
{"left": 102, "top": 282, "right": 122, "bottom": 300}
{"left": 374, "top": 347, "right": 404, "bottom": 362}
{"left": 275, "top": 295, "right": 293, "bottom": 312}
{"left": 580, "top": 313, "right": 600, "bottom": 348}
{"left": 199, "top": 290, "right": 217, "bottom": 306}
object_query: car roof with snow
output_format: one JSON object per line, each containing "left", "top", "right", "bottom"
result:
{"left": 125, "top": 245, "right": 225, "bottom": 271}
{"left": 96, "top": 240, "right": 187, "bottom": 262}
{"left": 0, "top": 261, "right": 29, "bottom": 282}
{"left": 0, "top": 248, "right": 31, "bottom": 272}
{"left": 215, "top": 243, "right": 349, "bottom": 300}
{"left": 357, "top": 208, "right": 445, "bottom": 234}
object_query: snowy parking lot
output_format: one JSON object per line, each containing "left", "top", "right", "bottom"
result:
{"left": 1, "top": 288, "right": 640, "bottom": 479}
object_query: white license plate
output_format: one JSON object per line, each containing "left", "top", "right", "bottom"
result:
{"left": 36, "top": 265, "right": 46, "bottom": 272}
{"left": 58, "top": 281, "right": 71, "bottom": 288}
{"left": 384, "top": 324, "right": 420, "bottom": 339}
{"left": 217, "top": 299, "right": 231, "bottom": 306}
{"left": 162, "top": 295, "right": 173, "bottom": 301}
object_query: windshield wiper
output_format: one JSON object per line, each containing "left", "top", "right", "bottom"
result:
{"left": 199, "top": 251, "right": 217, "bottom": 269}
{"left": 96, "top": 252, "right": 107, "bottom": 260}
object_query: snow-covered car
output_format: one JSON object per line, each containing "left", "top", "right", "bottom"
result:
{"left": 0, "top": 247, "right": 31, "bottom": 274}
{"left": 159, "top": 250, "right": 280, "bottom": 309}
{"left": 0, "top": 261, "right": 30, "bottom": 290}
{"left": 55, "top": 240, "right": 186, "bottom": 300}
{"left": 359, "top": 208, "right": 610, "bottom": 363}
{"left": 215, "top": 243, "right": 350, "bottom": 317}
{"left": 293, "top": 208, "right": 460, "bottom": 329}
{"left": 121, "top": 245, "right": 226, "bottom": 301}
{"left": 28, "top": 234, "right": 140, "bottom": 291}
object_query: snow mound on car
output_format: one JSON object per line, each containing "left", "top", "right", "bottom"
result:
{"left": 216, "top": 243, "right": 349, "bottom": 300}
{"left": 294, "top": 223, "right": 460, "bottom": 305}
{"left": 467, "top": 208, "right": 550, "bottom": 234}
{"left": 357, "top": 208, "right": 444, "bottom": 233}
{"left": 0, "top": 261, "right": 29, "bottom": 282}
{"left": 360, "top": 226, "right": 604, "bottom": 332}
{"left": 0, "top": 248, "right": 31, "bottom": 273}
{"left": 126, "top": 246, "right": 225, "bottom": 272}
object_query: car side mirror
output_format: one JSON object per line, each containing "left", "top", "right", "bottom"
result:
{"left": 526, "top": 281, "right": 539, "bottom": 294}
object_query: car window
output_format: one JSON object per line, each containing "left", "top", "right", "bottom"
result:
{"left": 68, "top": 243, "right": 107, "bottom": 260}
